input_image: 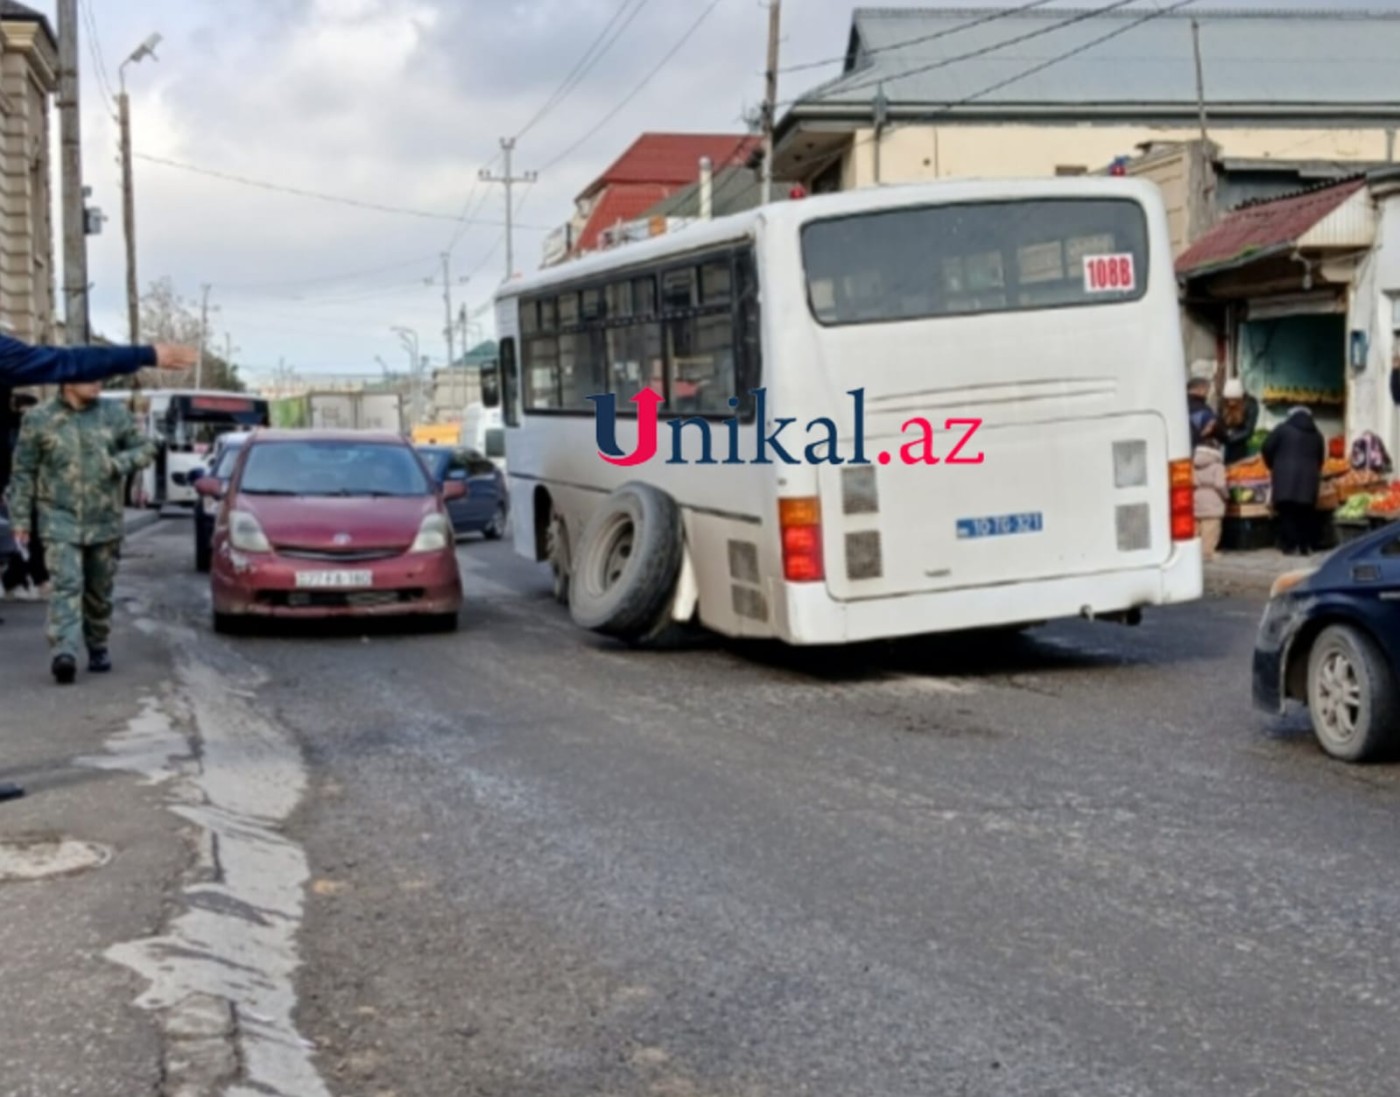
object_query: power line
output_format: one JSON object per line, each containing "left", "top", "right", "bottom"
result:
{"left": 133, "top": 153, "right": 553, "bottom": 228}
{"left": 836, "top": 0, "right": 1200, "bottom": 162}
{"left": 213, "top": 254, "right": 446, "bottom": 292}
{"left": 539, "top": 0, "right": 725, "bottom": 175}
{"left": 780, "top": 0, "right": 1062, "bottom": 75}
{"left": 80, "top": 0, "right": 115, "bottom": 110}
{"left": 784, "top": 0, "right": 1144, "bottom": 107}
{"left": 516, "top": 0, "right": 650, "bottom": 141}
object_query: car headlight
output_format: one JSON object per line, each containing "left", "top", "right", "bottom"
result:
{"left": 229, "top": 511, "right": 272, "bottom": 554}
{"left": 409, "top": 514, "right": 451, "bottom": 554}
{"left": 1270, "top": 568, "right": 1316, "bottom": 598}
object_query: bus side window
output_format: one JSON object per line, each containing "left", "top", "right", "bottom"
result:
{"left": 500, "top": 337, "right": 521, "bottom": 426}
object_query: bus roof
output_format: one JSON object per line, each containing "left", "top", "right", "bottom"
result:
{"left": 496, "top": 175, "right": 1163, "bottom": 300}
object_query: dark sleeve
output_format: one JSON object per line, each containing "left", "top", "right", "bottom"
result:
{"left": 1261, "top": 427, "right": 1280, "bottom": 468}
{"left": 0, "top": 333, "right": 156, "bottom": 386}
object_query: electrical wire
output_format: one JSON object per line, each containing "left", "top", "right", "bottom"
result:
{"left": 780, "top": 0, "right": 1063, "bottom": 75}
{"left": 516, "top": 0, "right": 650, "bottom": 141}
{"left": 80, "top": 0, "right": 116, "bottom": 111}
{"left": 835, "top": 0, "right": 1200, "bottom": 160}
{"left": 538, "top": 0, "right": 725, "bottom": 175}
{"left": 785, "top": 0, "right": 1144, "bottom": 107}
{"left": 134, "top": 153, "right": 553, "bottom": 228}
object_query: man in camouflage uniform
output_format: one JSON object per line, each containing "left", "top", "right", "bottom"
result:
{"left": 7, "top": 380, "right": 156, "bottom": 684}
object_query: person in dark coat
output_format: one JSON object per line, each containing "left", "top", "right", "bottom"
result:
{"left": 1220, "top": 378, "right": 1261, "bottom": 466}
{"left": 1262, "top": 407, "right": 1327, "bottom": 556}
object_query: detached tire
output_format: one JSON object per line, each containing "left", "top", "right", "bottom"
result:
{"left": 569, "top": 483, "right": 682, "bottom": 641}
{"left": 1306, "top": 624, "right": 1399, "bottom": 763}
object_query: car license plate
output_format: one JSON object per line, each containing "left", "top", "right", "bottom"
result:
{"left": 294, "top": 570, "right": 373, "bottom": 589}
{"left": 956, "top": 512, "right": 1044, "bottom": 540}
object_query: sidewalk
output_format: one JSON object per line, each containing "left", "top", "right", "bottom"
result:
{"left": 0, "top": 519, "right": 188, "bottom": 1096}
{"left": 1204, "top": 548, "right": 1311, "bottom": 598}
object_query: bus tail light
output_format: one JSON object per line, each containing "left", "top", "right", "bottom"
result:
{"left": 1169, "top": 459, "right": 1196, "bottom": 542}
{"left": 780, "top": 497, "right": 824, "bottom": 583}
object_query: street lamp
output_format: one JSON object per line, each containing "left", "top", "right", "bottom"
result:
{"left": 118, "top": 33, "right": 162, "bottom": 345}
{"left": 391, "top": 326, "right": 420, "bottom": 426}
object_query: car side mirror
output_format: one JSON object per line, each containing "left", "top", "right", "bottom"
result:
{"left": 194, "top": 477, "right": 223, "bottom": 498}
{"left": 443, "top": 481, "right": 468, "bottom": 502}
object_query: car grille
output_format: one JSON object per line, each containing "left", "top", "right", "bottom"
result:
{"left": 256, "top": 589, "right": 426, "bottom": 609}
{"left": 276, "top": 548, "right": 402, "bottom": 562}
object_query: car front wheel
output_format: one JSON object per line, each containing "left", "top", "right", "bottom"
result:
{"left": 1306, "top": 624, "right": 1399, "bottom": 763}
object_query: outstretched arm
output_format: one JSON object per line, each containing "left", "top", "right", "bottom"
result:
{"left": 0, "top": 334, "right": 198, "bottom": 386}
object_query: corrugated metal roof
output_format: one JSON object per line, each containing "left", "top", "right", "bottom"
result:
{"left": 797, "top": 7, "right": 1400, "bottom": 115}
{"left": 1175, "top": 176, "right": 1368, "bottom": 276}
{"left": 576, "top": 185, "right": 676, "bottom": 253}
{"left": 643, "top": 167, "right": 776, "bottom": 218}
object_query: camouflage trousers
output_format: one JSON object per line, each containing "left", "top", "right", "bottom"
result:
{"left": 46, "top": 540, "right": 121, "bottom": 658}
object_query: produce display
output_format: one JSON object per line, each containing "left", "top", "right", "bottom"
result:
{"left": 1227, "top": 457, "right": 1268, "bottom": 484}
{"left": 1368, "top": 482, "right": 1400, "bottom": 518}
{"left": 1323, "top": 457, "right": 1351, "bottom": 478}
{"left": 1337, "top": 493, "right": 1377, "bottom": 521}
{"left": 1335, "top": 468, "right": 1387, "bottom": 499}
{"left": 1262, "top": 387, "right": 1344, "bottom": 406}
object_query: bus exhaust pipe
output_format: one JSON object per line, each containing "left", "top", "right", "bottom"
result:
{"left": 1082, "top": 606, "right": 1142, "bottom": 627}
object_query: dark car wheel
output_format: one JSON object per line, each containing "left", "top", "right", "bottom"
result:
{"left": 484, "top": 505, "right": 507, "bottom": 541}
{"left": 212, "top": 611, "right": 246, "bottom": 636}
{"left": 1306, "top": 624, "right": 1400, "bottom": 763}
{"left": 547, "top": 507, "right": 571, "bottom": 605}
{"left": 569, "top": 483, "right": 682, "bottom": 642}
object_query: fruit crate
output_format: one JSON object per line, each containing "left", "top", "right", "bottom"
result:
{"left": 1222, "top": 515, "right": 1276, "bottom": 552}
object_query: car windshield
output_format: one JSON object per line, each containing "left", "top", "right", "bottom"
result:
{"left": 213, "top": 445, "right": 244, "bottom": 478}
{"left": 239, "top": 440, "right": 431, "bottom": 497}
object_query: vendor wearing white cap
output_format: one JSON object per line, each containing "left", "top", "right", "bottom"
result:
{"left": 1220, "top": 378, "right": 1260, "bottom": 466}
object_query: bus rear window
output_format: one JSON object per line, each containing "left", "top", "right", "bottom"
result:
{"left": 801, "top": 198, "right": 1149, "bottom": 326}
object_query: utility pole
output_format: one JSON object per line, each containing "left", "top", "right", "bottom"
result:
{"left": 1191, "top": 18, "right": 1210, "bottom": 147}
{"left": 761, "top": 0, "right": 782, "bottom": 205}
{"left": 196, "top": 283, "right": 211, "bottom": 389}
{"left": 479, "top": 138, "right": 537, "bottom": 283}
{"left": 57, "top": 0, "right": 89, "bottom": 343}
{"left": 118, "top": 35, "right": 161, "bottom": 345}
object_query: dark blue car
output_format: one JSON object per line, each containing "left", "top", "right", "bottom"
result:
{"left": 1254, "top": 523, "right": 1400, "bottom": 762}
{"left": 416, "top": 446, "right": 509, "bottom": 540}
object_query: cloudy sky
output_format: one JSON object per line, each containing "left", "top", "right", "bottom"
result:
{"left": 35, "top": 0, "right": 1400, "bottom": 384}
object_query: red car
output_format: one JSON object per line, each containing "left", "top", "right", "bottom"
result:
{"left": 196, "top": 430, "right": 464, "bottom": 633}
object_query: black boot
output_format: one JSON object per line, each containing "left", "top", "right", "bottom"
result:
{"left": 0, "top": 782, "right": 23, "bottom": 802}
{"left": 88, "top": 648, "right": 111, "bottom": 673}
{"left": 52, "top": 654, "right": 76, "bottom": 685}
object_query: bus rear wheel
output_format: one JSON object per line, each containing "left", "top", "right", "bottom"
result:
{"left": 569, "top": 483, "right": 682, "bottom": 643}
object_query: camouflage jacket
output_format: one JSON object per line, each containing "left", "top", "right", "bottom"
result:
{"left": 7, "top": 396, "right": 156, "bottom": 545}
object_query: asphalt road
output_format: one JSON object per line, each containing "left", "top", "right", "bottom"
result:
{"left": 116, "top": 516, "right": 1400, "bottom": 1097}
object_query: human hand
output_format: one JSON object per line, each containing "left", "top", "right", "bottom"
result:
{"left": 154, "top": 344, "right": 198, "bottom": 370}
{"left": 14, "top": 530, "right": 28, "bottom": 552}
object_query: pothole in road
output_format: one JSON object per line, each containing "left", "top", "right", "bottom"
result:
{"left": 0, "top": 835, "right": 113, "bottom": 883}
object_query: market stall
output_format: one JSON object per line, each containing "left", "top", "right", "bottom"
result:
{"left": 1222, "top": 448, "right": 1369, "bottom": 552}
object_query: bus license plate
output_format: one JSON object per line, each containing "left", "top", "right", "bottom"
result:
{"left": 295, "top": 570, "right": 373, "bottom": 589}
{"left": 956, "top": 512, "right": 1044, "bottom": 540}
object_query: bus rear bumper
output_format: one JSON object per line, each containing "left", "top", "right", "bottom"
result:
{"left": 779, "top": 542, "right": 1203, "bottom": 645}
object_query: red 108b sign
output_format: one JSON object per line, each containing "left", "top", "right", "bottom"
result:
{"left": 1083, "top": 254, "right": 1136, "bottom": 294}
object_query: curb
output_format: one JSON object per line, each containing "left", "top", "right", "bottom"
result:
{"left": 1204, "top": 567, "right": 1280, "bottom": 599}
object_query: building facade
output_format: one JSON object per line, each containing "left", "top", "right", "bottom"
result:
{"left": 0, "top": 1, "right": 57, "bottom": 343}
{"left": 773, "top": 8, "right": 1400, "bottom": 195}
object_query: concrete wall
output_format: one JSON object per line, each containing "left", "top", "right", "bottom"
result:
{"left": 1347, "top": 192, "right": 1400, "bottom": 457}
{"left": 0, "top": 19, "right": 55, "bottom": 343}
{"left": 844, "top": 125, "right": 1395, "bottom": 189}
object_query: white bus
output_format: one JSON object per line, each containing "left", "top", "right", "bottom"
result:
{"left": 101, "top": 389, "right": 270, "bottom": 508}
{"left": 491, "top": 177, "right": 1202, "bottom": 647}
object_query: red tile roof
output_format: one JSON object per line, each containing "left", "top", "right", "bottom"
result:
{"left": 580, "top": 133, "right": 760, "bottom": 199}
{"left": 575, "top": 184, "right": 677, "bottom": 253}
{"left": 1176, "top": 177, "right": 1368, "bottom": 276}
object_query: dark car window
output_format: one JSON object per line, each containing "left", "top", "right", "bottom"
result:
{"left": 240, "top": 441, "right": 432, "bottom": 497}
{"left": 417, "top": 448, "right": 452, "bottom": 481}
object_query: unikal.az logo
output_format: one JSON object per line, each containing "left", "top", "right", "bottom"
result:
{"left": 587, "top": 388, "right": 983, "bottom": 468}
